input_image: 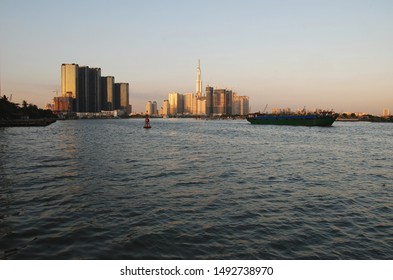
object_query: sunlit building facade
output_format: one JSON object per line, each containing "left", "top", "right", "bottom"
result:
{"left": 53, "top": 96, "right": 74, "bottom": 113}
{"left": 146, "top": 101, "right": 153, "bottom": 115}
{"left": 61, "top": 63, "right": 78, "bottom": 99}
{"left": 183, "top": 93, "right": 194, "bottom": 114}
{"left": 162, "top": 100, "right": 169, "bottom": 116}
{"left": 60, "top": 63, "right": 130, "bottom": 114}
{"left": 115, "top": 83, "right": 130, "bottom": 114}
{"left": 168, "top": 92, "right": 181, "bottom": 115}
{"left": 233, "top": 93, "right": 250, "bottom": 115}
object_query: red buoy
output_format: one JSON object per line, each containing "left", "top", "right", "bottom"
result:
{"left": 144, "top": 115, "right": 151, "bottom": 129}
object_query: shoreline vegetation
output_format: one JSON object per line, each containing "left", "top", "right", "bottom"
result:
{"left": 0, "top": 95, "right": 57, "bottom": 127}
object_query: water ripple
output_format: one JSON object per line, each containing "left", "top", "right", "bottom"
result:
{"left": 1, "top": 120, "right": 392, "bottom": 259}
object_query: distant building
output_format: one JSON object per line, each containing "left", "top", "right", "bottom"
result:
{"left": 195, "top": 96, "right": 206, "bottom": 115}
{"left": 183, "top": 93, "right": 194, "bottom": 114}
{"left": 89, "top": 68, "right": 101, "bottom": 112}
{"left": 159, "top": 61, "right": 250, "bottom": 117}
{"left": 115, "top": 83, "right": 130, "bottom": 114}
{"left": 101, "top": 76, "right": 115, "bottom": 111}
{"left": 162, "top": 100, "right": 169, "bottom": 116}
{"left": 53, "top": 96, "right": 74, "bottom": 113}
{"left": 213, "top": 89, "right": 225, "bottom": 116}
{"left": 239, "top": 96, "right": 250, "bottom": 115}
{"left": 233, "top": 93, "right": 249, "bottom": 115}
{"left": 146, "top": 101, "right": 153, "bottom": 115}
{"left": 205, "top": 86, "right": 214, "bottom": 117}
{"left": 196, "top": 60, "right": 202, "bottom": 97}
{"left": 152, "top": 101, "right": 157, "bottom": 116}
{"left": 60, "top": 63, "right": 130, "bottom": 114}
{"left": 271, "top": 108, "right": 292, "bottom": 114}
{"left": 168, "top": 92, "right": 181, "bottom": 115}
{"left": 383, "top": 108, "right": 390, "bottom": 117}
{"left": 78, "top": 66, "right": 89, "bottom": 112}
{"left": 61, "top": 64, "right": 78, "bottom": 99}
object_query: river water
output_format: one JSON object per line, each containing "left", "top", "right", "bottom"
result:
{"left": 0, "top": 119, "right": 392, "bottom": 259}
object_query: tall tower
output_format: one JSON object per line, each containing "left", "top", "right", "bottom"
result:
{"left": 61, "top": 63, "right": 78, "bottom": 98}
{"left": 196, "top": 60, "right": 202, "bottom": 97}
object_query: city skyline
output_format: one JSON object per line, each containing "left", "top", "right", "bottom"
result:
{"left": 57, "top": 63, "right": 130, "bottom": 115}
{"left": 144, "top": 61, "right": 249, "bottom": 117}
{"left": 1, "top": 0, "right": 392, "bottom": 115}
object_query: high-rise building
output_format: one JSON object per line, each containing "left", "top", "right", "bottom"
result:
{"left": 61, "top": 63, "right": 130, "bottom": 114}
{"left": 77, "top": 66, "right": 102, "bottom": 113}
{"left": 224, "top": 89, "right": 232, "bottom": 115}
{"left": 78, "top": 66, "right": 89, "bottom": 112}
{"left": 89, "top": 68, "right": 101, "bottom": 112}
{"left": 236, "top": 95, "right": 249, "bottom": 115}
{"left": 152, "top": 101, "right": 157, "bottom": 116}
{"left": 101, "top": 76, "right": 115, "bottom": 111}
{"left": 183, "top": 93, "right": 194, "bottom": 114}
{"left": 205, "top": 86, "right": 214, "bottom": 116}
{"left": 61, "top": 64, "right": 78, "bottom": 98}
{"left": 162, "top": 100, "right": 170, "bottom": 116}
{"left": 213, "top": 89, "right": 225, "bottom": 115}
{"left": 168, "top": 92, "right": 181, "bottom": 115}
{"left": 145, "top": 101, "right": 153, "bottom": 115}
{"left": 115, "top": 83, "right": 130, "bottom": 114}
{"left": 196, "top": 60, "right": 202, "bottom": 97}
{"left": 383, "top": 108, "right": 390, "bottom": 117}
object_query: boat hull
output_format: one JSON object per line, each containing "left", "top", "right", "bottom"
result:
{"left": 246, "top": 115, "right": 337, "bottom": 127}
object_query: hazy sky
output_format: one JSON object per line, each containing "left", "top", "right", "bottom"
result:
{"left": 1, "top": 0, "right": 392, "bottom": 114}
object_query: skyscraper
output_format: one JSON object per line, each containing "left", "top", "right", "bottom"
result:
{"left": 168, "top": 92, "right": 181, "bottom": 115}
{"left": 224, "top": 89, "right": 233, "bottom": 115}
{"left": 78, "top": 66, "right": 89, "bottom": 112}
{"left": 115, "top": 82, "right": 130, "bottom": 114}
{"left": 61, "top": 63, "right": 131, "bottom": 114}
{"left": 205, "top": 86, "right": 214, "bottom": 116}
{"left": 213, "top": 89, "right": 225, "bottom": 115}
{"left": 196, "top": 60, "right": 202, "bottom": 97}
{"left": 162, "top": 100, "right": 169, "bottom": 116}
{"left": 183, "top": 93, "right": 194, "bottom": 114}
{"left": 146, "top": 101, "right": 153, "bottom": 115}
{"left": 88, "top": 68, "right": 101, "bottom": 112}
{"left": 61, "top": 64, "right": 78, "bottom": 98}
{"left": 101, "top": 76, "right": 115, "bottom": 111}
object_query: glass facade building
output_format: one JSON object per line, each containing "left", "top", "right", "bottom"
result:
{"left": 61, "top": 64, "right": 78, "bottom": 99}
{"left": 61, "top": 63, "right": 130, "bottom": 114}
{"left": 101, "top": 76, "right": 115, "bottom": 111}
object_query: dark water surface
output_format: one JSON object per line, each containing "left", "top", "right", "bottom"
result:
{"left": 1, "top": 119, "right": 392, "bottom": 259}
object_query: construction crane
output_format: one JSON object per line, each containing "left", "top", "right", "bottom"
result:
{"left": 262, "top": 104, "right": 268, "bottom": 113}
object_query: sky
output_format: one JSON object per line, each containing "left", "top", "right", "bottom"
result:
{"left": 0, "top": 0, "right": 392, "bottom": 114}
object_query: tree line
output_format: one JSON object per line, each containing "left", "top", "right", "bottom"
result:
{"left": 0, "top": 95, "right": 56, "bottom": 120}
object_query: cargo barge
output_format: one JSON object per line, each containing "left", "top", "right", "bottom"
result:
{"left": 246, "top": 113, "right": 337, "bottom": 126}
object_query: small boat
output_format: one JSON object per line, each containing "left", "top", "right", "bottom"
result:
{"left": 143, "top": 115, "right": 151, "bottom": 129}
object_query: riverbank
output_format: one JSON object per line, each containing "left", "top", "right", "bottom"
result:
{"left": 0, "top": 119, "right": 56, "bottom": 127}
